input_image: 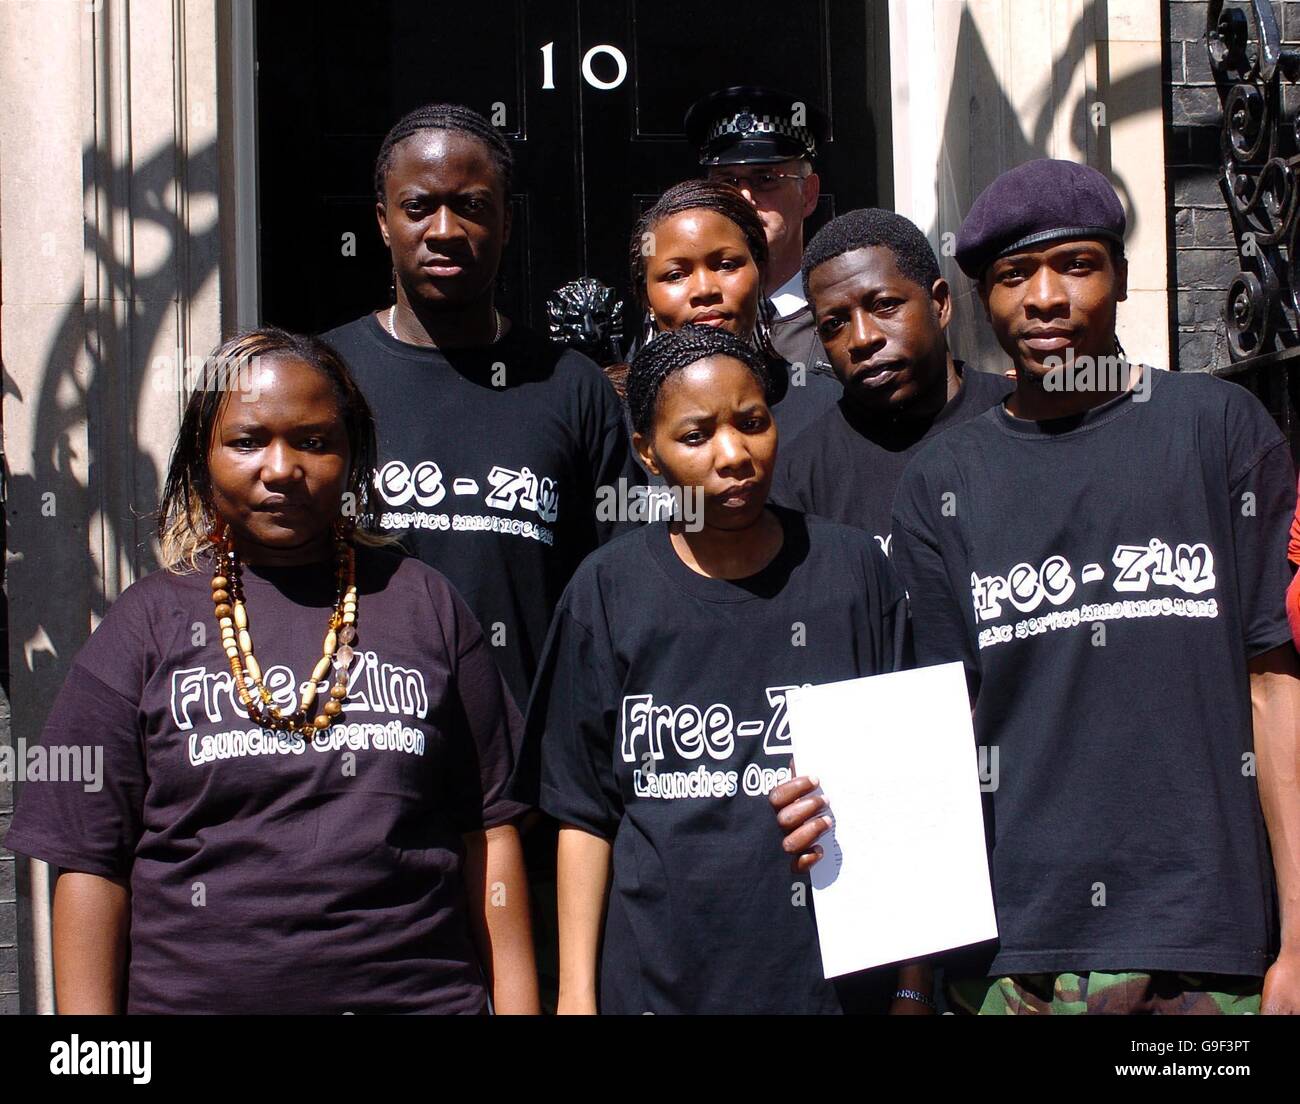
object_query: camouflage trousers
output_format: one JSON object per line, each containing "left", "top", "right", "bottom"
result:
{"left": 946, "top": 971, "right": 1262, "bottom": 1015}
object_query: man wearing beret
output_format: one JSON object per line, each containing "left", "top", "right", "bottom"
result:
{"left": 685, "top": 87, "right": 840, "bottom": 413}
{"left": 780, "top": 158, "right": 1300, "bottom": 1014}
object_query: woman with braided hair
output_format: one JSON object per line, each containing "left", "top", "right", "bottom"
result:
{"left": 521, "top": 324, "right": 919, "bottom": 1013}
{"left": 626, "top": 179, "right": 839, "bottom": 442}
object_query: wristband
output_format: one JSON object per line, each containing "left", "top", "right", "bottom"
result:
{"left": 893, "top": 988, "right": 935, "bottom": 1009}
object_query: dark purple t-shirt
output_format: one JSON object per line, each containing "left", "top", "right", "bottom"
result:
{"left": 4, "top": 546, "right": 527, "bottom": 1013}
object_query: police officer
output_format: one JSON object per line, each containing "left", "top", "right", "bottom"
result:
{"left": 685, "top": 85, "right": 832, "bottom": 373}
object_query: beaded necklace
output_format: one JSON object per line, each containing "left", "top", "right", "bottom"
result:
{"left": 210, "top": 529, "right": 358, "bottom": 736}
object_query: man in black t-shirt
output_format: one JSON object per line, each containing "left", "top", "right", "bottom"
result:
{"left": 771, "top": 209, "right": 1013, "bottom": 552}
{"left": 323, "top": 104, "right": 642, "bottom": 1010}
{"left": 883, "top": 159, "right": 1300, "bottom": 1014}
{"left": 322, "top": 104, "right": 641, "bottom": 711}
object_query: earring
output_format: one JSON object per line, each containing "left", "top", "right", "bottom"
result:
{"left": 206, "top": 517, "right": 230, "bottom": 550}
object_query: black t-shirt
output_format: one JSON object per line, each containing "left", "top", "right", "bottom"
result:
{"left": 890, "top": 368, "right": 1295, "bottom": 978}
{"left": 773, "top": 363, "right": 1013, "bottom": 552}
{"left": 323, "top": 315, "right": 643, "bottom": 708}
{"left": 523, "top": 506, "right": 910, "bottom": 1013}
{"left": 4, "top": 547, "right": 526, "bottom": 1013}
{"left": 767, "top": 355, "right": 841, "bottom": 444}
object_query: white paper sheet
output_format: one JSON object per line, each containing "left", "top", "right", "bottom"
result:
{"left": 785, "top": 662, "right": 998, "bottom": 978}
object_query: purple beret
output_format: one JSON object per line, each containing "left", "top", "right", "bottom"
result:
{"left": 954, "top": 159, "right": 1126, "bottom": 279}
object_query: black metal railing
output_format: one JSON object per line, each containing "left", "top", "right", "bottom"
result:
{"left": 1207, "top": 0, "right": 1300, "bottom": 358}
{"left": 1207, "top": 0, "right": 1300, "bottom": 454}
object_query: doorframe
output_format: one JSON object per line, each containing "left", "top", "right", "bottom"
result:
{"left": 219, "top": 0, "right": 261, "bottom": 331}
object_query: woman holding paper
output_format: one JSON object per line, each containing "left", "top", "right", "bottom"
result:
{"left": 522, "top": 324, "right": 927, "bottom": 1014}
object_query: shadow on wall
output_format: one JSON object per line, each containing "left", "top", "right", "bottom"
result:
{"left": 937, "top": 1, "right": 1162, "bottom": 373}
{"left": 1, "top": 136, "right": 220, "bottom": 698}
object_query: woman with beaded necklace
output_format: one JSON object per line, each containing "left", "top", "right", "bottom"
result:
{"left": 4, "top": 328, "right": 538, "bottom": 1014}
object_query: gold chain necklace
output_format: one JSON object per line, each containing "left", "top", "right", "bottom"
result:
{"left": 210, "top": 531, "right": 358, "bottom": 736}
{"left": 386, "top": 304, "right": 503, "bottom": 344}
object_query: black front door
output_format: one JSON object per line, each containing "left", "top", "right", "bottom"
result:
{"left": 256, "top": 0, "right": 891, "bottom": 335}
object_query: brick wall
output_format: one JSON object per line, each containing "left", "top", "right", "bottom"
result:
{"left": 1165, "top": 0, "right": 1300, "bottom": 370}
{"left": 1167, "top": 0, "right": 1236, "bottom": 371}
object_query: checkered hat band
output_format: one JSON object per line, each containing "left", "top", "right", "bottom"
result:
{"left": 708, "top": 113, "right": 814, "bottom": 151}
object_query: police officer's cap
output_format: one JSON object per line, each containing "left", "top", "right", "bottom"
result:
{"left": 684, "top": 85, "right": 830, "bottom": 166}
